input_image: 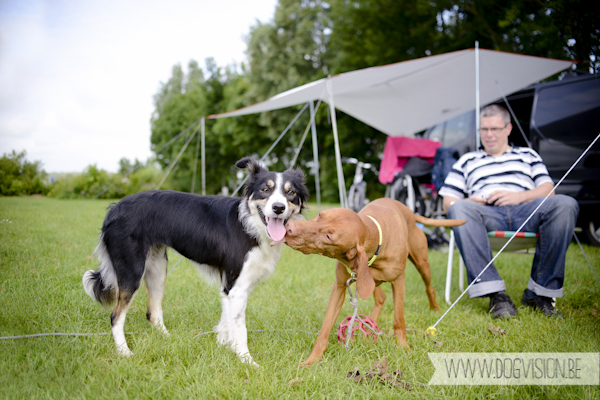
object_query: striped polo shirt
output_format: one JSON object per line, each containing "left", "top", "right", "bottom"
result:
{"left": 439, "top": 147, "right": 553, "bottom": 200}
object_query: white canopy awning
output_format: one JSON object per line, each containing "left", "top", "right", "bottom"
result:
{"left": 208, "top": 48, "right": 572, "bottom": 137}
{"left": 204, "top": 48, "right": 572, "bottom": 207}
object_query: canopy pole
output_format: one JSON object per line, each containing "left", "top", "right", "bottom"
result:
{"left": 498, "top": 91, "right": 531, "bottom": 148}
{"left": 309, "top": 100, "right": 322, "bottom": 210}
{"left": 326, "top": 76, "right": 347, "bottom": 208}
{"left": 475, "top": 41, "right": 481, "bottom": 149}
{"left": 290, "top": 101, "right": 320, "bottom": 168}
{"left": 191, "top": 118, "right": 202, "bottom": 193}
{"left": 156, "top": 126, "right": 198, "bottom": 190}
{"left": 201, "top": 117, "right": 206, "bottom": 195}
{"left": 231, "top": 104, "right": 308, "bottom": 197}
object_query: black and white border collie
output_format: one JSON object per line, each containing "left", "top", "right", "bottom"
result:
{"left": 82, "top": 157, "right": 308, "bottom": 365}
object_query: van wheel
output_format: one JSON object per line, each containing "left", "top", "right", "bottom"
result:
{"left": 582, "top": 219, "right": 600, "bottom": 247}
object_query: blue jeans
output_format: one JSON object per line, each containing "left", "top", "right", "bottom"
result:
{"left": 447, "top": 195, "right": 579, "bottom": 299}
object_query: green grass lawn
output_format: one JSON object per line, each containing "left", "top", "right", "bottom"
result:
{"left": 1, "top": 196, "right": 599, "bottom": 399}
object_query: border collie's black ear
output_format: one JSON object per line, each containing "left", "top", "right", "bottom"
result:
{"left": 285, "top": 167, "right": 305, "bottom": 181}
{"left": 236, "top": 157, "right": 267, "bottom": 175}
{"left": 285, "top": 166, "right": 310, "bottom": 209}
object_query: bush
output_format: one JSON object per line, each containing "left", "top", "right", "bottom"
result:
{"left": 47, "top": 165, "right": 116, "bottom": 199}
{"left": 119, "top": 163, "right": 163, "bottom": 195}
{"left": 47, "top": 160, "right": 163, "bottom": 199}
{"left": 0, "top": 150, "right": 50, "bottom": 196}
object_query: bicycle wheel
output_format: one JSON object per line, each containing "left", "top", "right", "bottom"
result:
{"left": 389, "top": 176, "right": 427, "bottom": 216}
{"left": 348, "top": 182, "right": 366, "bottom": 212}
{"left": 389, "top": 176, "right": 412, "bottom": 208}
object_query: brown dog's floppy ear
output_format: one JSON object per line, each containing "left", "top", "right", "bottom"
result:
{"left": 348, "top": 244, "right": 375, "bottom": 300}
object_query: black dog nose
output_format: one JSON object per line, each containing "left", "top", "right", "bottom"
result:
{"left": 272, "top": 202, "right": 285, "bottom": 215}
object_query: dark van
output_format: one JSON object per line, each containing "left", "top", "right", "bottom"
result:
{"left": 422, "top": 73, "right": 600, "bottom": 246}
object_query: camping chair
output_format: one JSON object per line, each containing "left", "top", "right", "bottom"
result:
{"left": 444, "top": 229, "right": 538, "bottom": 305}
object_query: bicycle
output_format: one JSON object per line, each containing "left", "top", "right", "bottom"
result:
{"left": 343, "top": 157, "right": 378, "bottom": 213}
{"left": 384, "top": 156, "right": 450, "bottom": 249}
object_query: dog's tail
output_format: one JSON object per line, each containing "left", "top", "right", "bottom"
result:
{"left": 82, "top": 236, "right": 118, "bottom": 307}
{"left": 415, "top": 215, "right": 466, "bottom": 227}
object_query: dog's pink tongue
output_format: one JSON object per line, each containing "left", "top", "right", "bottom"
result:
{"left": 267, "top": 218, "right": 286, "bottom": 245}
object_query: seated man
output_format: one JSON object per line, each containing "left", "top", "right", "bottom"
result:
{"left": 439, "top": 104, "right": 578, "bottom": 319}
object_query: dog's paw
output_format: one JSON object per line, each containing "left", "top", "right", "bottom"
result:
{"left": 157, "top": 325, "right": 170, "bottom": 336}
{"left": 117, "top": 345, "right": 133, "bottom": 357}
{"left": 299, "top": 355, "right": 321, "bottom": 367}
{"left": 239, "top": 354, "right": 259, "bottom": 367}
{"left": 152, "top": 321, "right": 170, "bottom": 336}
{"left": 214, "top": 323, "right": 230, "bottom": 346}
{"left": 216, "top": 333, "right": 230, "bottom": 347}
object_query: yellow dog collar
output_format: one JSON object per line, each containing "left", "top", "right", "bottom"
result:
{"left": 366, "top": 215, "right": 382, "bottom": 266}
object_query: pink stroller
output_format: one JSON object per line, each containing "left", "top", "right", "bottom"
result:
{"left": 379, "top": 136, "right": 440, "bottom": 216}
{"left": 379, "top": 136, "right": 450, "bottom": 248}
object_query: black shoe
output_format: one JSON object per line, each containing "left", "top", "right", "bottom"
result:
{"left": 488, "top": 292, "right": 518, "bottom": 319}
{"left": 521, "top": 291, "right": 565, "bottom": 318}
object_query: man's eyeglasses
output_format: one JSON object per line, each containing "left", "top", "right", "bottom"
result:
{"left": 479, "top": 123, "right": 508, "bottom": 134}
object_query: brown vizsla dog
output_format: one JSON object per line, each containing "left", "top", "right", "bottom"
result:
{"left": 285, "top": 197, "right": 465, "bottom": 366}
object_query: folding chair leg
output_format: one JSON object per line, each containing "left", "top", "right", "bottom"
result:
{"left": 445, "top": 230, "right": 456, "bottom": 305}
{"left": 446, "top": 229, "right": 467, "bottom": 305}
{"left": 459, "top": 255, "right": 464, "bottom": 291}
{"left": 573, "top": 231, "right": 600, "bottom": 286}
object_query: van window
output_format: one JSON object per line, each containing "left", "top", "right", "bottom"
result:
{"left": 444, "top": 111, "right": 473, "bottom": 147}
{"left": 534, "top": 78, "right": 600, "bottom": 143}
{"left": 427, "top": 123, "right": 444, "bottom": 143}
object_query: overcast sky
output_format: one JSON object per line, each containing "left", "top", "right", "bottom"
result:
{"left": 0, "top": 0, "right": 277, "bottom": 173}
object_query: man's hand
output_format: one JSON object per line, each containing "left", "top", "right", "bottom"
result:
{"left": 442, "top": 183, "right": 554, "bottom": 212}
{"left": 466, "top": 195, "right": 489, "bottom": 206}
{"left": 487, "top": 190, "right": 524, "bottom": 206}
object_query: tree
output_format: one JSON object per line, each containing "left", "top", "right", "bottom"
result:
{"left": 317, "top": 0, "right": 600, "bottom": 200}
{"left": 150, "top": 60, "right": 210, "bottom": 192}
{"left": 323, "top": 0, "right": 444, "bottom": 201}
{"left": 327, "top": 0, "right": 599, "bottom": 73}
{"left": 147, "top": 0, "right": 598, "bottom": 201}
{"left": 118, "top": 157, "right": 144, "bottom": 175}
{"left": 431, "top": 0, "right": 599, "bottom": 71}
{"left": 243, "top": 0, "right": 331, "bottom": 161}
{"left": 0, "top": 150, "right": 49, "bottom": 196}
{"left": 328, "top": 0, "right": 441, "bottom": 72}
{"left": 240, "top": 0, "right": 377, "bottom": 201}
{"left": 150, "top": 58, "right": 265, "bottom": 194}
{"left": 546, "top": 0, "right": 600, "bottom": 73}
